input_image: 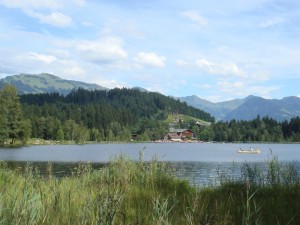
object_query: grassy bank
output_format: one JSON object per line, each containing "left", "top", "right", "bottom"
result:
{"left": 0, "top": 155, "right": 299, "bottom": 225}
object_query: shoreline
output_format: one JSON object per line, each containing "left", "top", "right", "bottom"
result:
{"left": 1, "top": 138, "right": 300, "bottom": 148}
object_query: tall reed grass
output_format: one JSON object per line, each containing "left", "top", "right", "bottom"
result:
{"left": 0, "top": 153, "right": 299, "bottom": 225}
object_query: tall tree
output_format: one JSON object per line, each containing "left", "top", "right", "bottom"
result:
{"left": 0, "top": 85, "right": 23, "bottom": 144}
{"left": 0, "top": 92, "right": 8, "bottom": 144}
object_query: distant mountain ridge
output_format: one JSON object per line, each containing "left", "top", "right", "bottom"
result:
{"left": 1, "top": 73, "right": 299, "bottom": 122}
{"left": 179, "top": 95, "right": 300, "bottom": 121}
{"left": 0, "top": 73, "right": 107, "bottom": 95}
{"left": 178, "top": 95, "right": 245, "bottom": 120}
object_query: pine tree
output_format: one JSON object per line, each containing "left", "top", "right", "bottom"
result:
{"left": 0, "top": 85, "right": 23, "bottom": 144}
{"left": 0, "top": 94, "right": 8, "bottom": 144}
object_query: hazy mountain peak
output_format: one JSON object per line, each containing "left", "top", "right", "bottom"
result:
{"left": 179, "top": 94, "right": 300, "bottom": 121}
{"left": 245, "top": 95, "right": 259, "bottom": 99}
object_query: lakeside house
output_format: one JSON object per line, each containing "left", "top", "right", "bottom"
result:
{"left": 164, "top": 129, "right": 194, "bottom": 142}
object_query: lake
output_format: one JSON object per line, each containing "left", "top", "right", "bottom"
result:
{"left": 1, "top": 143, "right": 299, "bottom": 186}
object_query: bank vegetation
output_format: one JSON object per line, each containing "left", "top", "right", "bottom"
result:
{"left": 0, "top": 154, "right": 299, "bottom": 225}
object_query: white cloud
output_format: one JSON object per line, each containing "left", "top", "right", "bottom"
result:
{"left": 0, "top": 0, "right": 78, "bottom": 28}
{"left": 69, "top": 0, "right": 86, "bottom": 7}
{"left": 64, "top": 66, "right": 85, "bottom": 77}
{"left": 10, "top": 49, "right": 89, "bottom": 80}
{"left": 26, "top": 10, "right": 72, "bottom": 27}
{"left": 247, "top": 70, "right": 269, "bottom": 82}
{"left": 181, "top": 10, "right": 208, "bottom": 26}
{"left": 48, "top": 59, "right": 88, "bottom": 80}
{"left": 196, "top": 59, "right": 214, "bottom": 68}
{"left": 0, "top": 0, "right": 85, "bottom": 10}
{"left": 0, "top": 0, "right": 61, "bottom": 10}
{"left": 26, "top": 52, "right": 57, "bottom": 64}
{"left": 76, "top": 37, "right": 128, "bottom": 64}
{"left": 133, "top": 52, "right": 166, "bottom": 68}
{"left": 259, "top": 17, "right": 286, "bottom": 28}
{"left": 196, "top": 59, "right": 245, "bottom": 77}
{"left": 0, "top": 0, "right": 298, "bottom": 100}
{"left": 132, "top": 72, "right": 186, "bottom": 95}
{"left": 95, "top": 79, "right": 125, "bottom": 89}
{"left": 217, "top": 81, "right": 277, "bottom": 98}
{"left": 218, "top": 81, "right": 244, "bottom": 94}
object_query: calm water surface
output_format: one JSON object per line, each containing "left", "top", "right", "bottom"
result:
{"left": 1, "top": 143, "right": 299, "bottom": 186}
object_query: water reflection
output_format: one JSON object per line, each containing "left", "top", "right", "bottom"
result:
{"left": 5, "top": 161, "right": 237, "bottom": 186}
{"left": 5, "top": 161, "right": 107, "bottom": 178}
{"left": 2, "top": 143, "right": 300, "bottom": 187}
{"left": 167, "top": 161, "right": 242, "bottom": 187}
{"left": 6, "top": 160, "right": 300, "bottom": 187}
{"left": 168, "top": 161, "right": 300, "bottom": 187}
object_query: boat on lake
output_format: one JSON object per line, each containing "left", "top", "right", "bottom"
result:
{"left": 237, "top": 147, "right": 260, "bottom": 154}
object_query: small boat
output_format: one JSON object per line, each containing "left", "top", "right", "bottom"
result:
{"left": 237, "top": 148, "right": 260, "bottom": 154}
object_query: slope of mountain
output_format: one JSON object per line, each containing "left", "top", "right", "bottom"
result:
{"left": 225, "top": 96, "right": 300, "bottom": 121}
{"left": 2, "top": 73, "right": 299, "bottom": 122}
{"left": 178, "top": 95, "right": 246, "bottom": 120}
{"left": 0, "top": 73, "right": 107, "bottom": 95}
{"left": 179, "top": 95, "right": 300, "bottom": 121}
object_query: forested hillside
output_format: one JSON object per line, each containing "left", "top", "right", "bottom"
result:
{"left": 17, "top": 87, "right": 214, "bottom": 143}
{"left": 1, "top": 85, "right": 300, "bottom": 145}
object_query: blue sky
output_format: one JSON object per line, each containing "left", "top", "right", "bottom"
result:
{"left": 0, "top": 0, "right": 299, "bottom": 102}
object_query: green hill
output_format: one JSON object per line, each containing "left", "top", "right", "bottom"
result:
{"left": 17, "top": 87, "right": 214, "bottom": 142}
{"left": 0, "top": 73, "right": 107, "bottom": 95}
{"left": 164, "top": 114, "right": 211, "bottom": 126}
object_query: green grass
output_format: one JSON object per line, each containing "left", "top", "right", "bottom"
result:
{"left": 164, "top": 113, "right": 211, "bottom": 126}
{"left": 0, "top": 154, "right": 299, "bottom": 225}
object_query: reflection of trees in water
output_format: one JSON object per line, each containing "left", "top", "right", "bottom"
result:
{"left": 5, "top": 160, "right": 300, "bottom": 187}
{"left": 5, "top": 161, "right": 106, "bottom": 178}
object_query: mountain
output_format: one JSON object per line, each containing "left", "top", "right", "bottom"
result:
{"left": 0, "top": 73, "right": 108, "bottom": 95}
{"left": 225, "top": 95, "right": 300, "bottom": 121}
{"left": 178, "top": 95, "right": 246, "bottom": 120}
{"left": 2, "top": 73, "right": 299, "bottom": 122}
{"left": 179, "top": 95, "right": 300, "bottom": 121}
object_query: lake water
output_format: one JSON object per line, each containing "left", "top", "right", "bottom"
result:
{"left": 1, "top": 143, "right": 299, "bottom": 186}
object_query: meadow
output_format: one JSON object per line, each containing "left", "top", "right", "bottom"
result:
{"left": 0, "top": 153, "right": 299, "bottom": 225}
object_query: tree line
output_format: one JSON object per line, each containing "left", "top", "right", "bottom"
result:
{"left": 1, "top": 85, "right": 214, "bottom": 144}
{"left": 191, "top": 115, "right": 300, "bottom": 142}
{"left": 1, "top": 85, "right": 299, "bottom": 145}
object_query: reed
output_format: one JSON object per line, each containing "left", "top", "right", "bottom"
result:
{"left": 0, "top": 154, "right": 299, "bottom": 225}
